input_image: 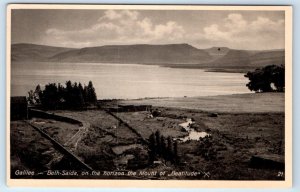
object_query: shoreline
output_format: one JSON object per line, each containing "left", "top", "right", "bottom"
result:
{"left": 99, "top": 93, "right": 256, "bottom": 101}
{"left": 118, "top": 92, "right": 284, "bottom": 113}
{"left": 158, "top": 64, "right": 253, "bottom": 73}
{"left": 12, "top": 61, "right": 252, "bottom": 74}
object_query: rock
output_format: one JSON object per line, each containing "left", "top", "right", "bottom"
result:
{"left": 152, "top": 110, "right": 161, "bottom": 117}
{"left": 208, "top": 113, "right": 218, "bottom": 117}
{"left": 206, "top": 128, "right": 212, "bottom": 132}
{"left": 249, "top": 154, "right": 284, "bottom": 170}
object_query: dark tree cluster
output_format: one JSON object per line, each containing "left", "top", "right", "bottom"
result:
{"left": 245, "top": 65, "right": 285, "bottom": 92}
{"left": 29, "top": 80, "right": 97, "bottom": 109}
{"left": 148, "top": 130, "right": 179, "bottom": 164}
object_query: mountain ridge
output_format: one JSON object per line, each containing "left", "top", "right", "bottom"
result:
{"left": 49, "top": 43, "right": 213, "bottom": 64}
{"left": 11, "top": 43, "right": 285, "bottom": 72}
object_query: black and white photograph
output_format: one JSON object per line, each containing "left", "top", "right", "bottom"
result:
{"left": 7, "top": 4, "right": 292, "bottom": 187}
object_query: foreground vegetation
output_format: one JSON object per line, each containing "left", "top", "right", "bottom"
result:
{"left": 11, "top": 92, "right": 285, "bottom": 180}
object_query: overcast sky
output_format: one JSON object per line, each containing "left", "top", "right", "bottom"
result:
{"left": 11, "top": 9, "right": 285, "bottom": 50}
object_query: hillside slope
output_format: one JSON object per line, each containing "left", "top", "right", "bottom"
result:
{"left": 206, "top": 49, "right": 284, "bottom": 69}
{"left": 11, "top": 43, "right": 76, "bottom": 62}
{"left": 49, "top": 43, "right": 212, "bottom": 64}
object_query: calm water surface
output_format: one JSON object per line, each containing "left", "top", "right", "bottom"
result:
{"left": 11, "top": 62, "right": 251, "bottom": 99}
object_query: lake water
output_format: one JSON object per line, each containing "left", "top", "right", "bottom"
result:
{"left": 11, "top": 62, "right": 250, "bottom": 99}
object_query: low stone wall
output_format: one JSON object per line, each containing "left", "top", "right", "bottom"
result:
{"left": 28, "top": 109, "right": 83, "bottom": 126}
{"left": 27, "top": 121, "right": 93, "bottom": 171}
{"left": 105, "top": 110, "right": 148, "bottom": 145}
{"left": 108, "top": 105, "right": 152, "bottom": 112}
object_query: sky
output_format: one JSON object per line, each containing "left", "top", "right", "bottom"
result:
{"left": 11, "top": 9, "right": 285, "bottom": 50}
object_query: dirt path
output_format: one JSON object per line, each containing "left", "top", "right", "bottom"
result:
{"left": 64, "top": 122, "right": 90, "bottom": 150}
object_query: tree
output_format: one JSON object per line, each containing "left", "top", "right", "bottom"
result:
{"left": 245, "top": 65, "right": 285, "bottom": 92}
{"left": 83, "top": 85, "right": 88, "bottom": 103}
{"left": 160, "top": 136, "right": 166, "bottom": 158}
{"left": 86, "top": 81, "right": 97, "bottom": 104}
{"left": 173, "top": 140, "right": 178, "bottom": 158}
{"left": 148, "top": 133, "right": 156, "bottom": 162}
{"left": 149, "top": 133, "right": 156, "bottom": 150}
{"left": 72, "top": 83, "right": 85, "bottom": 109}
{"left": 65, "top": 80, "right": 73, "bottom": 108}
{"left": 57, "top": 83, "right": 65, "bottom": 103}
{"left": 78, "top": 83, "right": 84, "bottom": 95}
{"left": 155, "top": 130, "right": 161, "bottom": 154}
{"left": 39, "top": 83, "right": 59, "bottom": 109}
{"left": 167, "top": 136, "right": 173, "bottom": 160}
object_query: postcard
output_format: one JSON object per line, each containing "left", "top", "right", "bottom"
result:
{"left": 6, "top": 4, "right": 292, "bottom": 188}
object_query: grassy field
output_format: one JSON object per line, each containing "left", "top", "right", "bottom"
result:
{"left": 30, "top": 118, "right": 80, "bottom": 144}
{"left": 120, "top": 93, "right": 284, "bottom": 113}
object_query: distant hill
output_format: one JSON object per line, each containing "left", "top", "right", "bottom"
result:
{"left": 49, "top": 43, "right": 212, "bottom": 64}
{"left": 11, "top": 43, "right": 285, "bottom": 72}
{"left": 11, "top": 43, "right": 76, "bottom": 62}
{"left": 205, "top": 49, "right": 285, "bottom": 69}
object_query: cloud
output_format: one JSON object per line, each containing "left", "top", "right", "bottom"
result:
{"left": 203, "top": 24, "right": 230, "bottom": 41}
{"left": 43, "top": 11, "right": 285, "bottom": 50}
{"left": 225, "top": 13, "right": 247, "bottom": 33}
{"left": 44, "top": 10, "right": 185, "bottom": 47}
{"left": 196, "top": 13, "right": 285, "bottom": 49}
